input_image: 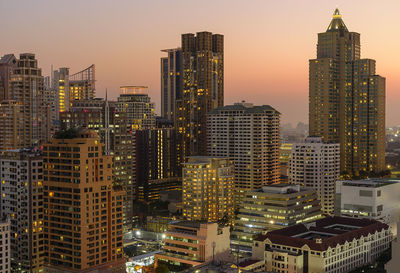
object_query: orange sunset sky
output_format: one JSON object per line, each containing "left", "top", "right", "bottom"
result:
{"left": 1, "top": 0, "right": 400, "bottom": 126}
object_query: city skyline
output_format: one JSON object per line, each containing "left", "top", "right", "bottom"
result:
{"left": 2, "top": 1, "right": 400, "bottom": 125}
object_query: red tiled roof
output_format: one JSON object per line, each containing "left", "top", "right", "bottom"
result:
{"left": 254, "top": 216, "right": 389, "bottom": 251}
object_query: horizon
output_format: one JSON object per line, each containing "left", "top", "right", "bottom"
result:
{"left": 2, "top": 0, "right": 400, "bottom": 126}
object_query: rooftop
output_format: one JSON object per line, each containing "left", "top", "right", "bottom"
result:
{"left": 340, "top": 178, "right": 400, "bottom": 188}
{"left": 255, "top": 216, "right": 389, "bottom": 251}
{"left": 208, "top": 102, "right": 280, "bottom": 115}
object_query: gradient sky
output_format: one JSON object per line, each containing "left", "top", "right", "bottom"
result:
{"left": 1, "top": 0, "right": 400, "bottom": 126}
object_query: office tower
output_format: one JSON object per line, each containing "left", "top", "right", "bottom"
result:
{"left": 43, "top": 76, "right": 59, "bottom": 132}
{"left": 0, "top": 216, "right": 11, "bottom": 273}
{"left": 155, "top": 221, "right": 230, "bottom": 270}
{"left": 0, "top": 148, "right": 44, "bottom": 272}
{"left": 207, "top": 102, "right": 280, "bottom": 203}
{"left": 309, "top": 9, "right": 386, "bottom": 175}
{"left": 68, "top": 64, "right": 95, "bottom": 104}
{"left": 116, "top": 86, "right": 156, "bottom": 130}
{"left": 175, "top": 31, "right": 224, "bottom": 163}
{"left": 51, "top": 67, "right": 70, "bottom": 113}
{"left": 0, "top": 54, "right": 17, "bottom": 102}
{"left": 136, "top": 118, "right": 181, "bottom": 203}
{"left": 335, "top": 178, "right": 400, "bottom": 236}
{"left": 253, "top": 217, "right": 392, "bottom": 273}
{"left": 182, "top": 157, "right": 234, "bottom": 222}
{"left": 42, "top": 129, "right": 125, "bottom": 272}
{"left": 231, "top": 184, "right": 322, "bottom": 252}
{"left": 289, "top": 136, "right": 340, "bottom": 215}
{"left": 0, "top": 101, "right": 23, "bottom": 151}
{"left": 161, "top": 48, "right": 182, "bottom": 123}
{"left": 59, "top": 98, "right": 136, "bottom": 230}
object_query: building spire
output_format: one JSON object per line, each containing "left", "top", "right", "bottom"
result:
{"left": 327, "top": 8, "right": 348, "bottom": 32}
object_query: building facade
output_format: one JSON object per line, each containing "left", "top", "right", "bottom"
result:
{"left": 175, "top": 31, "right": 224, "bottom": 164}
{"left": 182, "top": 157, "right": 234, "bottom": 223}
{"left": 60, "top": 98, "right": 136, "bottom": 230}
{"left": 289, "top": 136, "right": 340, "bottom": 215}
{"left": 136, "top": 119, "right": 181, "bottom": 203}
{"left": 0, "top": 216, "right": 11, "bottom": 273}
{"left": 155, "top": 221, "right": 230, "bottom": 271}
{"left": 309, "top": 9, "right": 385, "bottom": 175}
{"left": 207, "top": 102, "right": 280, "bottom": 203}
{"left": 0, "top": 54, "right": 17, "bottom": 102}
{"left": 0, "top": 148, "right": 45, "bottom": 272}
{"left": 335, "top": 178, "right": 400, "bottom": 237}
{"left": 253, "top": 217, "right": 392, "bottom": 273}
{"left": 116, "top": 86, "right": 156, "bottom": 131}
{"left": 0, "top": 101, "right": 24, "bottom": 151}
{"left": 231, "top": 184, "right": 322, "bottom": 252}
{"left": 42, "top": 130, "right": 125, "bottom": 272}
{"left": 161, "top": 48, "right": 182, "bottom": 123}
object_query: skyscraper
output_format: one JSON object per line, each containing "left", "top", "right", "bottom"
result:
{"left": 59, "top": 98, "right": 136, "bottom": 230}
{"left": 116, "top": 86, "right": 156, "bottom": 130}
{"left": 161, "top": 48, "right": 182, "bottom": 123}
{"left": 135, "top": 118, "right": 181, "bottom": 203}
{"left": 207, "top": 102, "right": 280, "bottom": 203}
{"left": 42, "top": 129, "right": 125, "bottom": 272}
{"left": 0, "top": 216, "right": 10, "bottom": 273}
{"left": 175, "top": 31, "right": 224, "bottom": 163}
{"left": 309, "top": 9, "right": 385, "bottom": 175}
{"left": 0, "top": 148, "right": 45, "bottom": 272}
{"left": 182, "top": 156, "right": 234, "bottom": 222}
{"left": 289, "top": 136, "right": 340, "bottom": 215}
{"left": 0, "top": 54, "right": 17, "bottom": 102}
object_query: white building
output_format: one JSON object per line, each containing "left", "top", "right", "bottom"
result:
{"left": 335, "top": 179, "right": 400, "bottom": 237}
{"left": 207, "top": 102, "right": 280, "bottom": 204}
{"left": 0, "top": 216, "right": 10, "bottom": 273}
{"left": 289, "top": 136, "right": 340, "bottom": 215}
{"left": 253, "top": 217, "right": 392, "bottom": 273}
{"left": 0, "top": 148, "right": 44, "bottom": 272}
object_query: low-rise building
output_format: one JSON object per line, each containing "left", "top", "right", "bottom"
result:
{"left": 335, "top": 178, "right": 400, "bottom": 236}
{"left": 155, "top": 221, "right": 230, "bottom": 271}
{"left": 253, "top": 217, "right": 392, "bottom": 273}
{"left": 231, "top": 184, "right": 322, "bottom": 252}
{"left": 0, "top": 215, "right": 10, "bottom": 273}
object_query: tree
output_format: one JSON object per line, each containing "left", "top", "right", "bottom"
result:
{"left": 155, "top": 264, "right": 169, "bottom": 273}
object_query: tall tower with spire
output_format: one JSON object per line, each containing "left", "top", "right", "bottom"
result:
{"left": 309, "top": 9, "right": 385, "bottom": 176}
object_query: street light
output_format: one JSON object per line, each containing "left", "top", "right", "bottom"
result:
{"left": 136, "top": 230, "right": 141, "bottom": 237}
{"left": 162, "top": 234, "right": 166, "bottom": 239}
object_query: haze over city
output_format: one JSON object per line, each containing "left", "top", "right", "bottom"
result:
{"left": 2, "top": 0, "right": 400, "bottom": 125}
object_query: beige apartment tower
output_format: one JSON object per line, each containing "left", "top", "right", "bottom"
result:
{"left": 42, "top": 129, "right": 125, "bottom": 273}
{"left": 182, "top": 156, "right": 234, "bottom": 222}
{"left": 207, "top": 102, "right": 280, "bottom": 204}
{"left": 309, "top": 9, "right": 385, "bottom": 176}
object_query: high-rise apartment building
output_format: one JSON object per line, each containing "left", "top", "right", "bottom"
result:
{"left": 42, "top": 130, "right": 125, "bottom": 272}
{"left": 0, "top": 216, "right": 11, "bottom": 273}
{"left": 0, "top": 101, "right": 23, "bottom": 151}
{"left": 175, "top": 31, "right": 224, "bottom": 163}
{"left": 0, "top": 53, "right": 52, "bottom": 149}
{"left": 68, "top": 65, "right": 95, "bottom": 105}
{"left": 161, "top": 48, "right": 182, "bottom": 123}
{"left": 309, "top": 9, "right": 385, "bottom": 175}
{"left": 116, "top": 86, "right": 156, "bottom": 130}
{"left": 0, "top": 148, "right": 45, "bottom": 272}
{"left": 182, "top": 157, "right": 234, "bottom": 222}
{"left": 0, "top": 54, "right": 17, "bottom": 102}
{"left": 60, "top": 98, "right": 136, "bottom": 230}
{"left": 207, "top": 102, "right": 280, "bottom": 203}
{"left": 231, "top": 184, "right": 322, "bottom": 252}
{"left": 136, "top": 118, "right": 181, "bottom": 203}
{"left": 289, "top": 136, "right": 340, "bottom": 215}
{"left": 51, "top": 68, "right": 70, "bottom": 113}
